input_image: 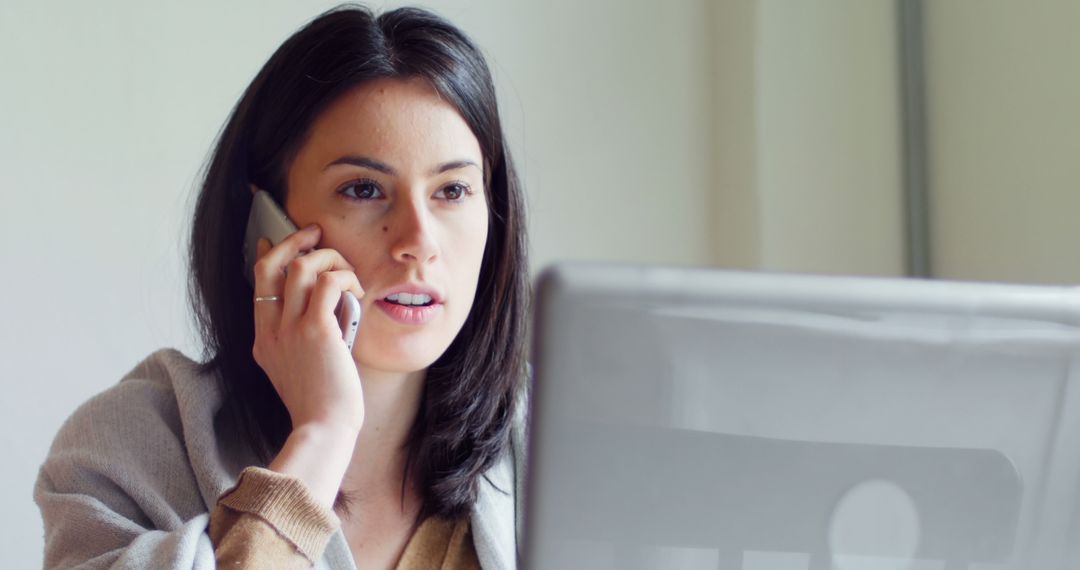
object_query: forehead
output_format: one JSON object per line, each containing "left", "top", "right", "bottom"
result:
{"left": 296, "top": 77, "right": 483, "bottom": 169}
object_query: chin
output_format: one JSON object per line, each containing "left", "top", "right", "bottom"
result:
{"left": 355, "top": 335, "right": 454, "bottom": 375}
{"left": 361, "top": 355, "right": 438, "bottom": 375}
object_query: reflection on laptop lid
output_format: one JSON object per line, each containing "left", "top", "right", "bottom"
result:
{"left": 524, "top": 263, "right": 1080, "bottom": 570}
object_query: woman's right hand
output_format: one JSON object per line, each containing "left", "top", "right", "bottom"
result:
{"left": 251, "top": 224, "right": 366, "bottom": 506}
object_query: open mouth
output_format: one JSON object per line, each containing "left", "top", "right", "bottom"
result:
{"left": 383, "top": 292, "right": 436, "bottom": 307}
{"left": 376, "top": 293, "right": 442, "bottom": 325}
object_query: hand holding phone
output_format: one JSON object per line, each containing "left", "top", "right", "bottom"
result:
{"left": 243, "top": 189, "right": 361, "bottom": 350}
{"left": 246, "top": 206, "right": 367, "bottom": 475}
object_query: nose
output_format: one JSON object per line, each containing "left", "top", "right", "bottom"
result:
{"left": 388, "top": 197, "right": 439, "bottom": 264}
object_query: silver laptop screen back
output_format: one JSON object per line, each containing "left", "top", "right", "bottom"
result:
{"left": 525, "top": 264, "right": 1080, "bottom": 570}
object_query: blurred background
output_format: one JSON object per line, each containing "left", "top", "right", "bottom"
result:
{"left": 2, "top": 0, "right": 1079, "bottom": 566}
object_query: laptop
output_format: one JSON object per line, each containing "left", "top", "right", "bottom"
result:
{"left": 524, "top": 263, "right": 1080, "bottom": 570}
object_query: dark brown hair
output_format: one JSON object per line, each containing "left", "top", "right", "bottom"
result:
{"left": 188, "top": 4, "right": 528, "bottom": 519}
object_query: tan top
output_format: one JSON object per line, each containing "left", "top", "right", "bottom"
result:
{"left": 36, "top": 349, "right": 522, "bottom": 569}
{"left": 209, "top": 467, "right": 479, "bottom": 569}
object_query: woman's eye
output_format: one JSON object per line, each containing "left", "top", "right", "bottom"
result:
{"left": 436, "top": 183, "right": 471, "bottom": 202}
{"left": 339, "top": 179, "right": 383, "bottom": 200}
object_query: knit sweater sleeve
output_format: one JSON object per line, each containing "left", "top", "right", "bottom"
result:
{"left": 209, "top": 467, "right": 340, "bottom": 568}
{"left": 35, "top": 375, "right": 222, "bottom": 569}
{"left": 35, "top": 350, "right": 348, "bottom": 570}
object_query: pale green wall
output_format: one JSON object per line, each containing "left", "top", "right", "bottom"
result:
{"left": 755, "top": 0, "right": 904, "bottom": 276}
{"left": 711, "top": 0, "right": 905, "bottom": 277}
{"left": 925, "top": 0, "right": 1080, "bottom": 284}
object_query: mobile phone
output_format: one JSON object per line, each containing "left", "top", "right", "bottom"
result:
{"left": 243, "top": 189, "right": 361, "bottom": 351}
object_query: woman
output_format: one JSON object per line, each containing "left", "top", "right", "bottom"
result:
{"left": 35, "top": 5, "right": 529, "bottom": 569}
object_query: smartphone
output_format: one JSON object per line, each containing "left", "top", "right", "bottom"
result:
{"left": 243, "top": 189, "right": 361, "bottom": 351}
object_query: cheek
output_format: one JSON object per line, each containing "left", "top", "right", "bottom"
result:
{"left": 434, "top": 207, "right": 489, "bottom": 322}
{"left": 458, "top": 207, "right": 490, "bottom": 280}
{"left": 323, "top": 223, "right": 385, "bottom": 284}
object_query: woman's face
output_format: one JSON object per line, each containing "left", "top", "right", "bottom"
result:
{"left": 284, "top": 77, "right": 489, "bottom": 374}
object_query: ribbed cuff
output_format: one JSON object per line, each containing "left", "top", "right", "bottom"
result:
{"left": 217, "top": 466, "right": 340, "bottom": 562}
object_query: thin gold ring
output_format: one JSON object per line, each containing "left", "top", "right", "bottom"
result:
{"left": 254, "top": 295, "right": 282, "bottom": 303}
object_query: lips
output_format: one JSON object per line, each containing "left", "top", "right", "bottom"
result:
{"left": 375, "top": 299, "right": 443, "bottom": 325}
{"left": 374, "top": 282, "right": 445, "bottom": 325}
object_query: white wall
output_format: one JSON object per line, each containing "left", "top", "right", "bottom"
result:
{"left": 711, "top": 0, "right": 905, "bottom": 276}
{"left": 924, "top": 0, "right": 1080, "bottom": 284}
{"left": 483, "top": 0, "right": 719, "bottom": 270}
{"left": 0, "top": 2, "right": 322, "bottom": 563}
{"left": 755, "top": 0, "right": 904, "bottom": 276}
{"left": 0, "top": 0, "right": 719, "bottom": 565}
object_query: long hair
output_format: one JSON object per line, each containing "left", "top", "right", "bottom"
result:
{"left": 188, "top": 4, "right": 529, "bottom": 519}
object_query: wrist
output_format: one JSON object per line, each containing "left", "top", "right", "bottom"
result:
{"left": 291, "top": 406, "right": 365, "bottom": 436}
{"left": 269, "top": 423, "right": 360, "bottom": 507}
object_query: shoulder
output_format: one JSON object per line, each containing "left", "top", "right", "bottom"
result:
{"left": 470, "top": 368, "right": 532, "bottom": 569}
{"left": 511, "top": 366, "right": 531, "bottom": 544}
{"left": 37, "top": 349, "right": 221, "bottom": 522}
{"left": 49, "top": 349, "right": 213, "bottom": 454}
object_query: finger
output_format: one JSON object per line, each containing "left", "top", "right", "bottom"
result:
{"left": 307, "top": 270, "right": 365, "bottom": 333}
{"left": 252, "top": 224, "right": 322, "bottom": 297}
{"left": 281, "top": 247, "right": 358, "bottom": 327}
{"left": 252, "top": 238, "right": 286, "bottom": 340}
{"left": 253, "top": 226, "right": 320, "bottom": 341}
{"left": 254, "top": 238, "right": 281, "bottom": 293}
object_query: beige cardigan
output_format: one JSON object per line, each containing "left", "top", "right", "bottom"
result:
{"left": 35, "top": 349, "right": 527, "bottom": 569}
{"left": 210, "top": 466, "right": 479, "bottom": 568}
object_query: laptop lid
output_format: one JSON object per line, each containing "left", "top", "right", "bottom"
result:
{"left": 524, "top": 263, "right": 1080, "bottom": 570}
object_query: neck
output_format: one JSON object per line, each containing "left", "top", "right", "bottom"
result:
{"left": 342, "top": 365, "right": 426, "bottom": 494}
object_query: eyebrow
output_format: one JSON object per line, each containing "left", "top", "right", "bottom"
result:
{"left": 323, "top": 155, "right": 481, "bottom": 176}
